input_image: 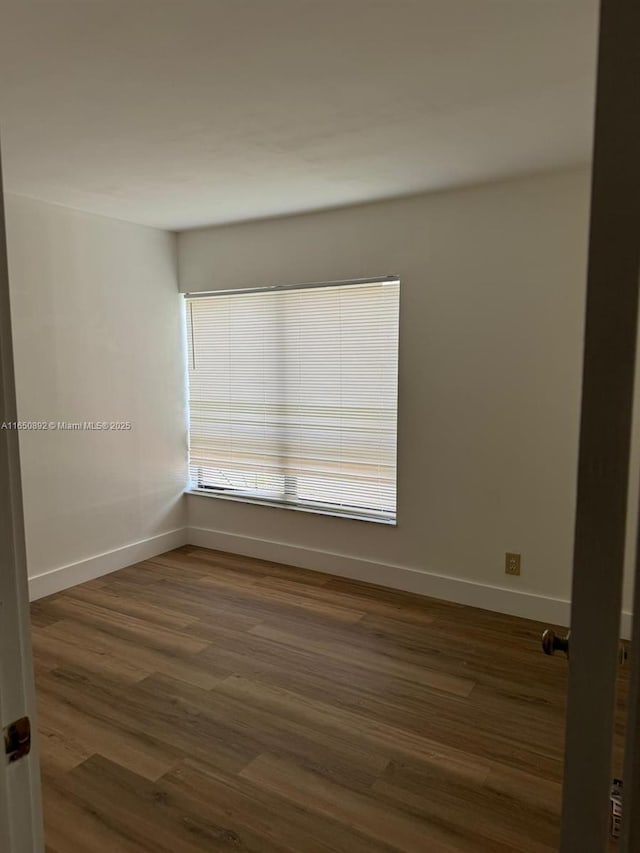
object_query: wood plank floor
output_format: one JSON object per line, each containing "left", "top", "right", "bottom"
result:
{"left": 30, "top": 545, "right": 626, "bottom": 852}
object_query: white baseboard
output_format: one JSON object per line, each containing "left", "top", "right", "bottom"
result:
{"left": 29, "top": 523, "right": 633, "bottom": 639}
{"left": 28, "top": 528, "right": 189, "bottom": 601}
{"left": 187, "top": 526, "right": 634, "bottom": 639}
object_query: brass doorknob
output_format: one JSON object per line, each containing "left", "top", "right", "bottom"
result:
{"left": 542, "top": 628, "right": 570, "bottom": 657}
{"left": 542, "top": 630, "right": 629, "bottom": 665}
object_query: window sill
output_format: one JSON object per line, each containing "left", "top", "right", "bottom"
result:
{"left": 185, "top": 488, "right": 397, "bottom": 526}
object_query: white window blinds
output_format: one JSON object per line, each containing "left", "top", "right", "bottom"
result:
{"left": 185, "top": 277, "right": 399, "bottom": 522}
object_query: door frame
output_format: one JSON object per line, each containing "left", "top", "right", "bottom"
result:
{"left": 0, "top": 144, "right": 44, "bottom": 851}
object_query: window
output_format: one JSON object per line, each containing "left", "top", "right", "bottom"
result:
{"left": 185, "top": 277, "right": 399, "bottom": 523}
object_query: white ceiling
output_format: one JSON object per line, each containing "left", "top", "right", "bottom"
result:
{"left": 0, "top": 0, "right": 598, "bottom": 231}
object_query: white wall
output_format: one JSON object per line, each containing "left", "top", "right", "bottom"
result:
{"left": 179, "top": 168, "right": 598, "bottom": 625}
{"left": 7, "top": 171, "right": 635, "bottom": 629}
{"left": 5, "top": 196, "right": 187, "bottom": 596}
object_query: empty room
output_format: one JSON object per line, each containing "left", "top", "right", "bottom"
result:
{"left": 0, "top": 1, "right": 638, "bottom": 851}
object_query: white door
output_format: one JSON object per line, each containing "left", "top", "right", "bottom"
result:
{"left": 556, "top": 0, "right": 640, "bottom": 850}
{"left": 0, "top": 143, "right": 44, "bottom": 851}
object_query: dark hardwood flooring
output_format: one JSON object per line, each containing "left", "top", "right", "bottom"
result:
{"left": 30, "top": 545, "right": 627, "bottom": 852}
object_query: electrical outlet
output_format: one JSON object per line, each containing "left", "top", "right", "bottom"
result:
{"left": 505, "top": 552, "right": 521, "bottom": 576}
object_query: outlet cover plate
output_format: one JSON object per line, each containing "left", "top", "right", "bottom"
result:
{"left": 505, "top": 552, "right": 521, "bottom": 576}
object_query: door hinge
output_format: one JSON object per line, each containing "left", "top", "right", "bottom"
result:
{"left": 3, "top": 716, "right": 31, "bottom": 763}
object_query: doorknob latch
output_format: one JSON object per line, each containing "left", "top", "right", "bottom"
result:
{"left": 3, "top": 716, "right": 31, "bottom": 763}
